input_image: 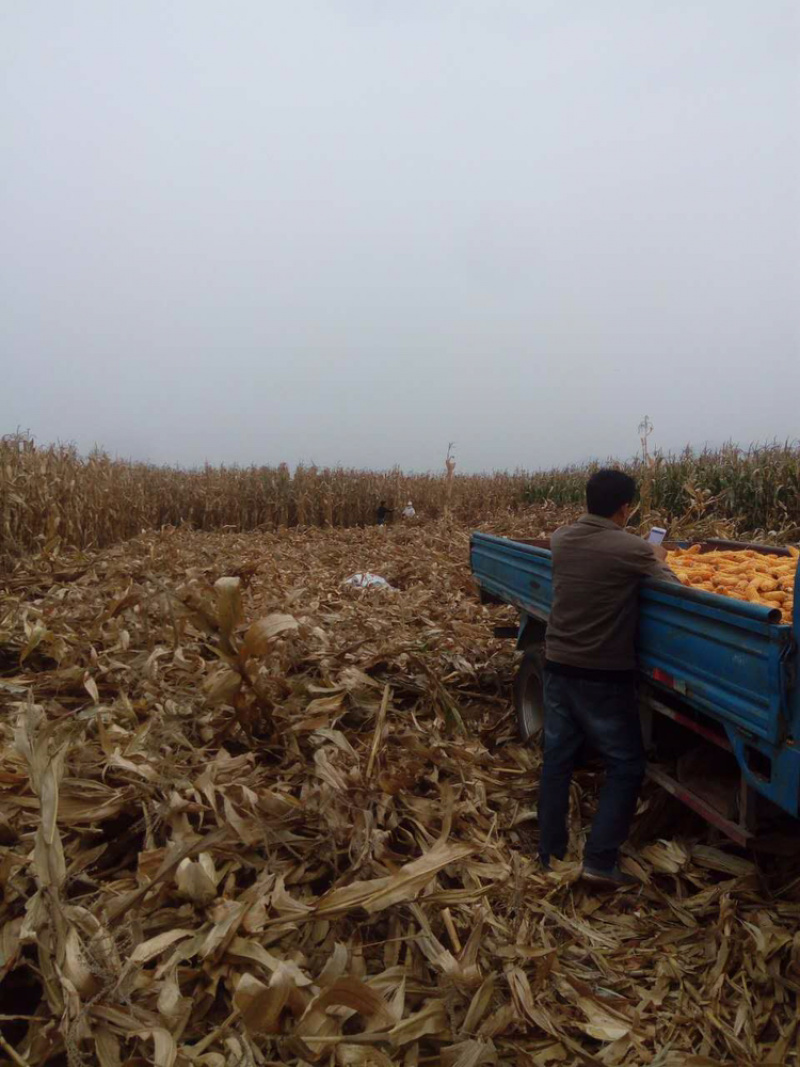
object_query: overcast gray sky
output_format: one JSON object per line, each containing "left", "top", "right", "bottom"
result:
{"left": 2, "top": 1, "right": 798, "bottom": 472}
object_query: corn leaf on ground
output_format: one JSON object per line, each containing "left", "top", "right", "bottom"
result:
{"left": 1, "top": 515, "right": 800, "bottom": 1064}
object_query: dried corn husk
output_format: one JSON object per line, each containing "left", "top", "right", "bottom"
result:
{"left": 1, "top": 517, "right": 799, "bottom": 1065}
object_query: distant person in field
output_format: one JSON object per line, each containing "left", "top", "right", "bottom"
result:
{"left": 539, "top": 469, "right": 679, "bottom": 888}
{"left": 402, "top": 501, "right": 416, "bottom": 519}
{"left": 376, "top": 501, "right": 393, "bottom": 526}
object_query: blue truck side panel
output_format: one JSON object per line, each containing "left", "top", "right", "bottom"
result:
{"left": 470, "top": 532, "right": 800, "bottom": 818}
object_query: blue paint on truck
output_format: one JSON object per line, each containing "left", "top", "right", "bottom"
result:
{"left": 470, "top": 532, "right": 800, "bottom": 825}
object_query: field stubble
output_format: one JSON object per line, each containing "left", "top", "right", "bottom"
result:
{"left": 1, "top": 515, "right": 799, "bottom": 1065}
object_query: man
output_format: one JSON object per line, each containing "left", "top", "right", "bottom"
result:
{"left": 539, "top": 469, "right": 679, "bottom": 887}
{"left": 402, "top": 501, "right": 416, "bottom": 519}
{"left": 376, "top": 501, "right": 393, "bottom": 526}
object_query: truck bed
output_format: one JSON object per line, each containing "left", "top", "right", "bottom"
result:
{"left": 471, "top": 531, "right": 800, "bottom": 819}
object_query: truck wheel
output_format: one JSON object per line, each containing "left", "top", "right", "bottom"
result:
{"left": 514, "top": 648, "right": 546, "bottom": 743}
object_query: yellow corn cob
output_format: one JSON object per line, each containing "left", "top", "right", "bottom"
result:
{"left": 666, "top": 548, "right": 796, "bottom": 624}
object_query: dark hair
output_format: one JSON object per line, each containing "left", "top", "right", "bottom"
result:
{"left": 586, "top": 469, "right": 637, "bottom": 518}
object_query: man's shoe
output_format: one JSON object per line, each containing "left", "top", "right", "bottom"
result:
{"left": 538, "top": 853, "right": 565, "bottom": 873}
{"left": 581, "top": 865, "right": 636, "bottom": 889}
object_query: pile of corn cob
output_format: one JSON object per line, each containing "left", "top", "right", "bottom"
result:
{"left": 666, "top": 546, "right": 797, "bottom": 624}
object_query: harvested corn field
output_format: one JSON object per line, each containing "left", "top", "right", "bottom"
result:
{"left": 667, "top": 546, "right": 798, "bottom": 623}
{"left": 2, "top": 518, "right": 800, "bottom": 1066}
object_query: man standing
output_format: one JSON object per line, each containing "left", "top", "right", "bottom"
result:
{"left": 539, "top": 469, "right": 679, "bottom": 887}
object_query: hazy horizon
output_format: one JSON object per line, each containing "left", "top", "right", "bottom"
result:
{"left": 2, "top": 2, "right": 798, "bottom": 473}
{"left": 8, "top": 425, "right": 799, "bottom": 479}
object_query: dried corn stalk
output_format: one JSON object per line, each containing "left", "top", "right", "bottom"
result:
{"left": 1, "top": 518, "right": 799, "bottom": 1065}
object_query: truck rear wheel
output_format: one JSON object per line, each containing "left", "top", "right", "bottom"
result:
{"left": 514, "top": 648, "right": 546, "bottom": 743}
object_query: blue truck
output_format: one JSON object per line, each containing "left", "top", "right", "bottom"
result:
{"left": 470, "top": 532, "right": 800, "bottom": 844}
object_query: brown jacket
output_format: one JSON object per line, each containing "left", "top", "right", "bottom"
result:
{"left": 545, "top": 514, "right": 679, "bottom": 671}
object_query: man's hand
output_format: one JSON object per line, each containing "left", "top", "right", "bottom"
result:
{"left": 650, "top": 542, "right": 668, "bottom": 562}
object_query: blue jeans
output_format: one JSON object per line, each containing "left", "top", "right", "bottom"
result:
{"left": 538, "top": 671, "right": 646, "bottom": 871}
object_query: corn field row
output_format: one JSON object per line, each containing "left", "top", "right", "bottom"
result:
{"left": 0, "top": 434, "right": 515, "bottom": 561}
{"left": 2, "top": 434, "right": 799, "bottom": 562}
{"left": 521, "top": 444, "right": 800, "bottom": 540}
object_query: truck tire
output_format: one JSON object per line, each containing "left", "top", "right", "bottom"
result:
{"left": 514, "top": 647, "right": 546, "bottom": 743}
{"left": 513, "top": 651, "right": 596, "bottom": 767}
